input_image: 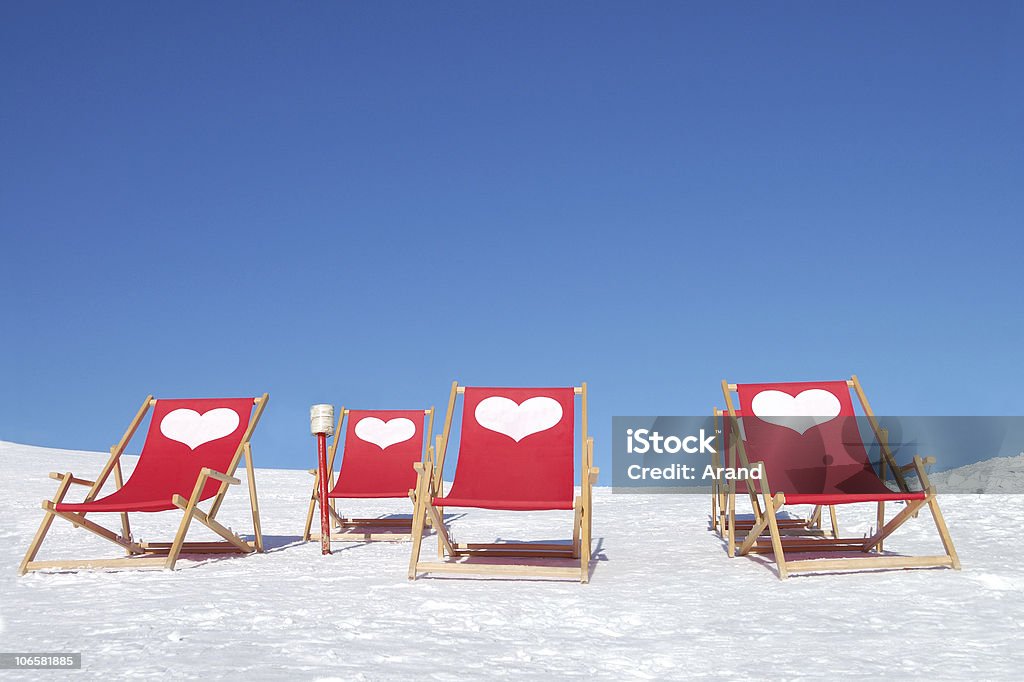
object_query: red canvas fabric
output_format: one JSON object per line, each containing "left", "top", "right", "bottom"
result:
{"left": 436, "top": 387, "right": 576, "bottom": 511}
{"left": 784, "top": 491, "right": 927, "bottom": 506}
{"left": 328, "top": 409, "right": 426, "bottom": 498}
{"left": 56, "top": 398, "right": 255, "bottom": 513}
{"left": 735, "top": 381, "right": 898, "bottom": 500}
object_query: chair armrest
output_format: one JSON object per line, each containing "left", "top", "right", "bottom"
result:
{"left": 49, "top": 472, "right": 95, "bottom": 487}
{"left": 587, "top": 467, "right": 600, "bottom": 484}
{"left": 307, "top": 469, "right": 317, "bottom": 475}
{"left": 202, "top": 468, "right": 240, "bottom": 485}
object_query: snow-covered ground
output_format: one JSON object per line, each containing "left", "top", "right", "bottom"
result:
{"left": 915, "top": 453, "right": 1024, "bottom": 493}
{"left": 2, "top": 440, "right": 1023, "bottom": 680}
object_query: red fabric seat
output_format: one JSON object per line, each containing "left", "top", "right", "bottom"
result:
{"left": 434, "top": 387, "right": 576, "bottom": 512}
{"left": 783, "top": 491, "right": 927, "bottom": 506}
{"left": 326, "top": 409, "right": 427, "bottom": 499}
{"left": 733, "top": 381, "right": 918, "bottom": 503}
{"left": 56, "top": 398, "right": 255, "bottom": 514}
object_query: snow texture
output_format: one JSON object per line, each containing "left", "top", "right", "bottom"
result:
{"left": 2, "top": 440, "right": 1023, "bottom": 680}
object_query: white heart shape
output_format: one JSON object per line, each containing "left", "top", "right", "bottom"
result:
{"left": 750, "top": 389, "right": 842, "bottom": 435}
{"left": 160, "top": 408, "right": 240, "bottom": 450}
{"left": 474, "top": 396, "right": 563, "bottom": 442}
{"left": 354, "top": 417, "right": 416, "bottom": 450}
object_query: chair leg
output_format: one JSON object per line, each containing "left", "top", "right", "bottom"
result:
{"left": 911, "top": 455, "right": 960, "bottom": 569}
{"left": 829, "top": 505, "right": 839, "bottom": 539}
{"left": 711, "top": 481, "right": 718, "bottom": 532}
{"left": 754, "top": 464, "right": 788, "bottom": 579}
{"left": 727, "top": 481, "right": 736, "bottom": 557}
{"left": 243, "top": 444, "right": 264, "bottom": 552}
{"left": 764, "top": 499, "right": 788, "bottom": 579}
{"left": 164, "top": 473, "right": 208, "bottom": 570}
{"left": 572, "top": 498, "right": 582, "bottom": 559}
{"left": 407, "top": 462, "right": 432, "bottom": 580}
{"left": 113, "top": 460, "right": 132, "bottom": 555}
{"left": 927, "top": 495, "right": 961, "bottom": 570}
{"left": 19, "top": 474, "right": 74, "bottom": 575}
{"left": 579, "top": 497, "right": 591, "bottom": 584}
{"left": 875, "top": 500, "right": 885, "bottom": 552}
{"left": 302, "top": 470, "right": 319, "bottom": 541}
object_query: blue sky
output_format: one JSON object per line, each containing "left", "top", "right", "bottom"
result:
{"left": 1, "top": 2, "right": 1021, "bottom": 477}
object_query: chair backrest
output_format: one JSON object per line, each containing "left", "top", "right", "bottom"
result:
{"left": 119, "top": 398, "right": 256, "bottom": 503}
{"left": 734, "top": 381, "right": 890, "bottom": 495}
{"left": 332, "top": 409, "right": 427, "bottom": 496}
{"left": 445, "top": 387, "right": 576, "bottom": 508}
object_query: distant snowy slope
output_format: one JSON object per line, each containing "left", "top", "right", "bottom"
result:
{"left": 1, "top": 440, "right": 1023, "bottom": 680}
{"left": 915, "top": 453, "right": 1024, "bottom": 493}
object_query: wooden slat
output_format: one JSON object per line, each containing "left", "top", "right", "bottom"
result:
{"left": 733, "top": 518, "right": 809, "bottom": 529}
{"left": 142, "top": 543, "right": 250, "bottom": 555}
{"left": 786, "top": 555, "right": 954, "bottom": 572}
{"left": 749, "top": 540, "right": 876, "bottom": 552}
{"left": 414, "top": 561, "right": 582, "bottom": 579}
{"left": 142, "top": 541, "right": 242, "bottom": 549}
{"left": 452, "top": 549, "right": 575, "bottom": 558}
{"left": 456, "top": 542, "right": 573, "bottom": 551}
{"left": 337, "top": 518, "right": 415, "bottom": 527}
{"left": 311, "top": 532, "right": 416, "bottom": 542}
{"left": 25, "top": 557, "right": 168, "bottom": 571}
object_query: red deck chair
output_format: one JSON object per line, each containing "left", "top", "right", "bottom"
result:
{"left": 302, "top": 407, "right": 434, "bottom": 542}
{"left": 20, "top": 394, "right": 268, "bottom": 573}
{"left": 711, "top": 407, "right": 834, "bottom": 550}
{"left": 408, "top": 382, "right": 598, "bottom": 582}
{"left": 721, "top": 376, "right": 960, "bottom": 578}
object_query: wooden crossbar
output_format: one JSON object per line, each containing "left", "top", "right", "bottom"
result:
{"left": 413, "top": 561, "right": 583, "bottom": 579}
{"left": 451, "top": 549, "right": 576, "bottom": 558}
{"left": 25, "top": 557, "right": 168, "bottom": 571}
{"left": 310, "top": 532, "right": 416, "bottom": 542}
{"left": 785, "top": 555, "right": 954, "bottom": 572}
{"left": 140, "top": 542, "right": 251, "bottom": 556}
{"left": 336, "top": 518, "right": 415, "bottom": 527}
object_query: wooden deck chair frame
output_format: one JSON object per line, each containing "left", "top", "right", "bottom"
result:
{"left": 408, "top": 382, "right": 599, "bottom": 583}
{"left": 19, "top": 394, "right": 268, "bottom": 574}
{"left": 710, "top": 407, "right": 835, "bottom": 551}
{"left": 721, "top": 376, "right": 960, "bottom": 579}
{"left": 302, "top": 407, "right": 435, "bottom": 542}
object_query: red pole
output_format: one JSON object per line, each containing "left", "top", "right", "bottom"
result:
{"left": 317, "top": 431, "right": 331, "bottom": 555}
